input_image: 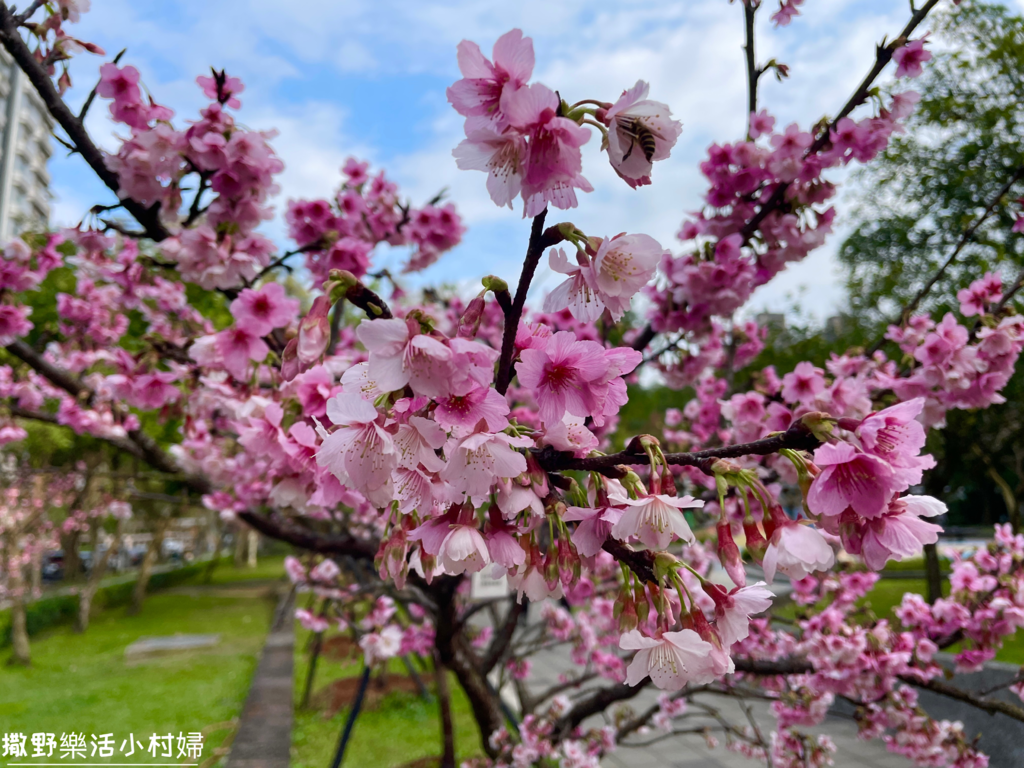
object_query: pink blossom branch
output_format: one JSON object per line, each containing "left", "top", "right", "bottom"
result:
{"left": 636, "top": 0, "right": 943, "bottom": 357}
{"left": 870, "top": 164, "right": 1024, "bottom": 353}
{"left": 4, "top": 340, "right": 211, "bottom": 493}
{"left": 739, "top": 0, "right": 942, "bottom": 242}
{"left": 0, "top": 2, "right": 171, "bottom": 241}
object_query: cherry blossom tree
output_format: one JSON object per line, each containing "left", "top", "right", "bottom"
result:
{"left": 2, "top": 0, "right": 1024, "bottom": 766}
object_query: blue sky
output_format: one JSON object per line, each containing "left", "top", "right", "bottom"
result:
{"left": 45, "top": 0, "right": 985, "bottom": 321}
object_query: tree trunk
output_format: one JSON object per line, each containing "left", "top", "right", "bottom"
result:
{"left": 29, "top": 546, "right": 41, "bottom": 596}
{"left": 924, "top": 542, "right": 943, "bottom": 605}
{"left": 77, "top": 521, "right": 122, "bottom": 633}
{"left": 301, "top": 630, "right": 324, "bottom": 710}
{"left": 434, "top": 651, "right": 456, "bottom": 768}
{"left": 432, "top": 577, "right": 503, "bottom": 758}
{"left": 203, "top": 529, "right": 226, "bottom": 584}
{"left": 233, "top": 525, "right": 246, "bottom": 568}
{"left": 247, "top": 529, "right": 258, "bottom": 568}
{"left": 128, "top": 522, "right": 166, "bottom": 616}
{"left": 7, "top": 542, "right": 30, "bottom": 666}
{"left": 62, "top": 529, "right": 81, "bottom": 581}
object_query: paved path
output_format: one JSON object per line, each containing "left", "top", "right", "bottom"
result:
{"left": 224, "top": 590, "right": 295, "bottom": 768}
{"left": 523, "top": 643, "right": 914, "bottom": 768}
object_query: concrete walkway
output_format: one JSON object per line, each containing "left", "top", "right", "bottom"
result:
{"left": 224, "top": 590, "right": 295, "bottom": 768}
{"left": 523, "top": 643, "right": 914, "bottom": 768}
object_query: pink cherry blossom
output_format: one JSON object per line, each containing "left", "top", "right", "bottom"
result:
{"left": 501, "top": 83, "right": 593, "bottom": 217}
{"left": 893, "top": 38, "right": 932, "bottom": 79}
{"left": 855, "top": 397, "right": 934, "bottom": 488}
{"left": 440, "top": 431, "right": 528, "bottom": 499}
{"left": 600, "top": 80, "right": 682, "bottom": 188}
{"left": 517, "top": 331, "right": 609, "bottom": 424}
{"left": 621, "top": 629, "right": 717, "bottom": 690}
{"left": 446, "top": 29, "right": 534, "bottom": 126}
{"left": 360, "top": 625, "right": 403, "bottom": 665}
{"left": 563, "top": 504, "right": 624, "bottom": 558}
{"left": 437, "top": 524, "right": 491, "bottom": 575}
{"left": 297, "top": 296, "right": 331, "bottom": 366}
{"left": 590, "top": 234, "right": 664, "bottom": 319}
{"left": 763, "top": 521, "right": 835, "bottom": 583}
{"left": 807, "top": 441, "right": 899, "bottom": 519}
{"left": 314, "top": 392, "right": 396, "bottom": 496}
{"left": 780, "top": 361, "right": 826, "bottom": 404}
{"left": 542, "top": 249, "right": 603, "bottom": 323}
{"left": 215, "top": 325, "right": 269, "bottom": 381}
{"left": 453, "top": 126, "right": 526, "bottom": 210}
{"left": 611, "top": 494, "right": 702, "bottom": 550}
{"left": 858, "top": 495, "right": 946, "bottom": 570}
{"left": 356, "top": 318, "right": 454, "bottom": 399}
{"left": 706, "top": 582, "right": 774, "bottom": 647}
{"left": 230, "top": 283, "right": 299, "bottom": 336}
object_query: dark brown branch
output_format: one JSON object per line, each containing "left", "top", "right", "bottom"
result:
{"left": 557, "top": 680, "right": 649, "bottom": 735}
{"left": 6, "top": 339, "right": 86, "bottom": 397}
{"left": 5, "top": 340, "right": 211, "bottom": 494}
{"left": 602, "top": 538, "right": 656, "bottom": 584}
{"left": 495, "top": 211, "right": 566, "bottom": 394}
{"left": 79, "top": 47, "right": 126, "bottom": 122}
{"left": 480, "top": 599, "right": 525, "bottom": 675}
{"left": 904, "top": 675, "right": 1024, "bottom": 723}
{"left": 0, "top": 3, "right": 170, "bottom": 241}
{"left": 236, "top": 510, "right": 377, "bottom": 559}
{"left": 743, "top": 0, "right": 759, "bottom": 130}
{"left": 536, "top": 420, "right": 821, "bottom": 476}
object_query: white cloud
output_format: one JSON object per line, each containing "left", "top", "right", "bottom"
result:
{"left": 42, "top": 0, "right": 937, "bottom": 325}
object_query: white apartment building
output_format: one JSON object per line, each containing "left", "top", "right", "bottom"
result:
{"left": 0, "top": 47, "right": 52, "bottom": 243}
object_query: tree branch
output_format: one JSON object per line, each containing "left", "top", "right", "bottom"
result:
{"left": 870, "top": 165, "right": 1024, "bottom": 353}
{"left": 0, "top": 3, "right": 170, "bottom": 241}
{"left": 236, "top": 510, "right": 377, "bottom": 559}
{"left": 495, "top": 211, "right": 566, "bottom": 394}
{"left": 740, "top": 0, "right": 942, "bottom": 243}
{"left": 4, "top": 340, "right": 211, "bottom": 494}
{"left": 743, "top": 0, "right": 759, "bottom": 131}
{"left": 904, "top": 675, "right": 1024, "bottom": 723}
{"left": 535, "top": 419, "right": 821, "bottom": 476}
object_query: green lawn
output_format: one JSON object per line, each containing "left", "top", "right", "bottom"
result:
{"left": 0, "top": 578, "right": 280, "bottom": 763}
{"left": 201, "top": 554, "right": 288, "bottom": 585}
{"left": 291, "top": 624, "right": 485, "bottom": 768}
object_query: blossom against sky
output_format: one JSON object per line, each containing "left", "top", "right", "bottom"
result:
{"left": 50, "top": 0, "right": 957, "bottom": 320}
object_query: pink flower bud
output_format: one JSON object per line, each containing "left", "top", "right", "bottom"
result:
{"left": 743, "top": 520, "right": 768, "bottom": 564}
{"left": 716, "top": 521, "right": 747, "bottom": 588}
{"left": 280, "top": 337, "right": 300, "bottom": 381}
{"left": 297, "top": 296, "right": 331, "bottom": 365}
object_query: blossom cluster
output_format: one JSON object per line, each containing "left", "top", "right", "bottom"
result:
{"left": 287, "top": 158, "right": 465, "bottom": 280}
{"left": 449, "top": 30, "right": 682, "bottom": 216}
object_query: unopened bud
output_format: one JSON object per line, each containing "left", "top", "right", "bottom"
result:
{"left": 297, "top": 295, "right": 331, "bottom": 365}
{"left": 481, "top": 275, "right": 508, "bottom": 293}
{"left": 280, "top": 337, "right": 300, "bottom": 382}
{"left": 743, "top": 519, "right": 768, "bottom": 564}
{"left": 716, "top": 521, "right": 747, "bottom": 588}
{"left": 798, "top": 411, "right": 835, "bottom": 442}
{"left": 458, "top": 295, "right": 485, "bottom": 339}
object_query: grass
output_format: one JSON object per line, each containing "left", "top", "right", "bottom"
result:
{"left": 0, "top": 560, "right": 285, "bottom": 763}
{"left": 200, "top": 554, "right": 288, "bottom": 585}
{"left": 291, "top": 624, "right": 484, "bottom": 768}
